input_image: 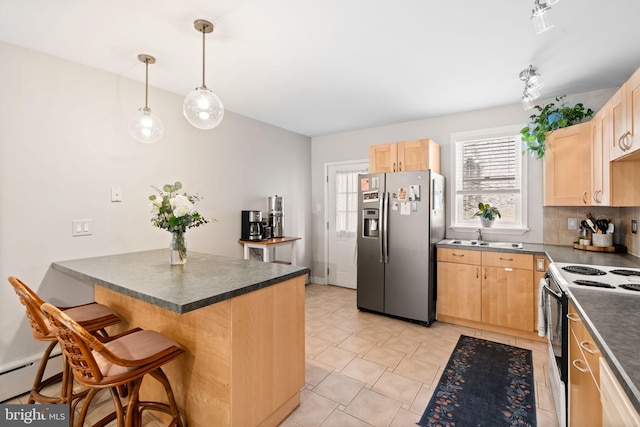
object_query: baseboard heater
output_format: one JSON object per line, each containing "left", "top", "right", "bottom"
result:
{"left": 0, "top": 351, "right": 62, "bottom": 402}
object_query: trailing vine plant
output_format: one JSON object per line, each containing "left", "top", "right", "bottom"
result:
{"left": 520, "top": 95, "right": 594, "bottom": 159}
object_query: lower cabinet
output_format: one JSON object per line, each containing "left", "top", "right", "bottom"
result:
{"left": 568, "top": 301, "right": 602, "bottom": 426}
{"left": 437, "top": 260, "right": 481, "bottom": 322}
{"left": 481, "top": 266, "right": 533, "bottom": 331}
{"left": 600, "top": 356, "right": 640, "bottom": 426}
{"left": 436, "top": 248, "right": 536, "bottom": 337}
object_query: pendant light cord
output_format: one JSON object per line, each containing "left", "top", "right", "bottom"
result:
{"left": 144, "top": 58, "right": 149, "bottom": 109}
{"left": 201, "top": 24, "right": 207, "bottom": 89}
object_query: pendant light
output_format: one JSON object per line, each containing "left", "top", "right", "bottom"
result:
{"left": 129, "top": 54, "right": 164, "bottom": 144}
{"left": 183, "top": 19, "right": 224, "bottom": 130}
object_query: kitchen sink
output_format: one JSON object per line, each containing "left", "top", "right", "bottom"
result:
{"left": 445, "top": 239, "right": 523, "bottom": 249}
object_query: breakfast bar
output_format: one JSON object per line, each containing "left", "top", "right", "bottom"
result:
{"left": 51, "top": 249, "right": 309, "bottom": 427}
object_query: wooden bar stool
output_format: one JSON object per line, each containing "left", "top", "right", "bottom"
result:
{"left": 41, "top": 302, "right": 185, "bottom": 427}
{"left": 8, "top": 276, "right": 121, "bottom": 408}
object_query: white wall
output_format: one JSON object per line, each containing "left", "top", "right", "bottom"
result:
{"left": 0, "top": 42, "right": 311, "bottom": 372}
{"left": 310, "top": 89, "right": 615, "bottom": 281}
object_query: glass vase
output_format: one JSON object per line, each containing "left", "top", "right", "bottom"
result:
{"left": 170, "top": 231, "right": 187, "bottom": 265}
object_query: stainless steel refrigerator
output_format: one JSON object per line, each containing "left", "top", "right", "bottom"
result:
{"left": 356, "top": 170, "right": 445, "bottom": 325}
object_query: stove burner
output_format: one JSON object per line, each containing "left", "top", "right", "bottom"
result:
{"left": 620, "top": 283, "right": 640, "bottom": 292}
{"left": 573, "top": 280, "right": 615, "bottom": 289}
{"left": 562, "top": 265, "right": 606, "bottom": 276}
{"left": 609, "top": 269, "right": 640, "bottom": 277}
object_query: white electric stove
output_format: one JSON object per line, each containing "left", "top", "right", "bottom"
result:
{"left": 549, "top": 262, "right": 640, "bottom": 295}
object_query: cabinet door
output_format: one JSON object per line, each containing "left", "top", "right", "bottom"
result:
{"left": 544, "top": 122, "right": 592, "bottom": 206}
{"left": 591, "top": 102, "right": 611, "bottom": 205}
{"left": 626, "top": 67, "right": 640, "bottom": 156}
{"left": 611, "top": 85, "right": 628, "bottom": 161}
{"left": 481, "top": 267, "right": 533, "bottom": 331}
{"left": 397, "top": 139, "right": 440, "bottom": 173}
{"left": 369, "top": 143, "right": 398, "bottom": 173}
{"left": 436, "top": 261, "right": 481, "bottom": 322}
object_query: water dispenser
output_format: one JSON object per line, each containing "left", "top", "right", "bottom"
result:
{"left": 362, "top": 209, "right": 379, "bottom": 238}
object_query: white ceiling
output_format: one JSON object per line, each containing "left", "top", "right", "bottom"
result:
{"left": 1, "top": 0, "right": 640, "bottom": 137}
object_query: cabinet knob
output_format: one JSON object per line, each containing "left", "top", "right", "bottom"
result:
{"left": 393, "top": 162, "right": 397, "bottom": 172}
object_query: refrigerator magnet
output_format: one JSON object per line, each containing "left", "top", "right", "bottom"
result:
{"left": 361, "top": 178, "right": 370, "bottom": 191}
{"left": 408, "top": 185, "right": 420, "bottom": 201}
{"left": 392, "top": 201, "right": 399, "bottom": 211}
{"left": 398, "top": 187, "right": 408, "bottom": 200}
{"left": 400, "top": 202, "right": 410, "bottom": 215}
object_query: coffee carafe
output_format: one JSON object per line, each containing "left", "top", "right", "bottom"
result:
{"left": 241, "top": 210, "right": 264, "bottom": 241}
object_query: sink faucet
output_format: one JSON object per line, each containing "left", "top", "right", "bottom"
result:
{"left": 476, "top": 228, "right": 482, "bottom": 242}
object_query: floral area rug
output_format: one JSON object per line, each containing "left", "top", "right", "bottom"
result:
{"left": 418, "top": 335, "right": 536, "bottom": 427}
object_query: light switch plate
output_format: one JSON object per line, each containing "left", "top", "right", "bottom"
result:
{"left": 567, "top": 218, "right": 578, "bottom": 230}
{"left": 633, "top": 219, "right": 638, "bottom": 235}
{"left": 72, "top": 219, "right": 92, "bottom": 237}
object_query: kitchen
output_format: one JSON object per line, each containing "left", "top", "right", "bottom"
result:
{"left": 2, "top": 1, "right": 640, "bottom": 426}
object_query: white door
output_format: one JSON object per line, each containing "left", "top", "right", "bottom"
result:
{"left": 327, "top": 162, "right": 368, "bottom": 289}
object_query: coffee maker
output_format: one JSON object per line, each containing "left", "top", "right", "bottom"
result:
{"left": 267, "top": 196, "right": 284, "bottom": 238}
{"left": 241, "top": 210, "right": 263, "bottom": 241}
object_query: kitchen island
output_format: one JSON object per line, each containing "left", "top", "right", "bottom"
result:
{"left": 52, "top": 249, "right": 309, "bottom": 427}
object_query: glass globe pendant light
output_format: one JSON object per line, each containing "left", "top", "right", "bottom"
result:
{"left": 183, "top": 19, "right": 224, "bottom": 130}
{"left": 129, "top": 54, "right": 164, "bottom": 144}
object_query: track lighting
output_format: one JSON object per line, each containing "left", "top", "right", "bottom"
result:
{"left": 519, "top": 65, "right": 544, "bottom": 110}
{"left": 129, "top": 54, "right": 164, "bottom": 144}
{"left": 531, "top": 0, "right": 559, "bottom": 34}
{"left": 183, "top": 19, "right": 224, "bottom": 130}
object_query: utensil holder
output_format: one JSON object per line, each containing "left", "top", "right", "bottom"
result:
{"left": 592, "top": 233, "right": 613, "bottom": 247}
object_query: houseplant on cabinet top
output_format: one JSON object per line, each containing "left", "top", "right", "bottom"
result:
{"left": 474, "top": 202, "right": 501, "bottom": 227}
{"left": 520, "top": 95, "right": 594, "bottom": 159}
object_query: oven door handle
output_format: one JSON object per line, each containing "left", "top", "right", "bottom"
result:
{"left": 543, "top": 283, "right": 563, "bottom": 301}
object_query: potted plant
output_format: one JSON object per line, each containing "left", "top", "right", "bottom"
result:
{"left": 474, "top": 202, "right": 501, "bottom": 227}
{"left": 520, "top": 95, "right": 594, "bottom": 159}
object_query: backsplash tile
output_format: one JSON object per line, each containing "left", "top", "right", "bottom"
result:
{"left": 543, "top": 206, "right": 640, "bottom": 258}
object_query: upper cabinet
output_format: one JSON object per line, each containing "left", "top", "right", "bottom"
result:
{"left": 591, "top": 100, "right": 612, "bottom": 205}
{"left": 544, "top": 122, "right": 593, "bottom": 206}
{"left": 611, "top": 67, "right": 640, "bottom": 160}
{"left": 369, "top": 139, "right": 440, "bottom": 174}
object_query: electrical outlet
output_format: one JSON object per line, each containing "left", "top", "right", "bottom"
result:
{"left": 633, "top": 219, "right": 638, "bottom": 235}
{"left": 111, "top": 186, "right": 122, "bottom": 202}
{"left": 567, "top": 218, "right": 578, "bottom": 230}
{"left": 72, "top": 219, "right": 92, "bottom": 237}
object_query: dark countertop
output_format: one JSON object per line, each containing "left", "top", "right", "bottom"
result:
{"left": 52, "top": 249, "right": 310, "bottom": 314}
{"left": 436, "top": 240, "right": 640, "bottom": 268}
{"left": 437, "top": 239, "right": 640, "bottom": 412}
{"left": 569, "top": 288, "right": 640, "bottom": 413}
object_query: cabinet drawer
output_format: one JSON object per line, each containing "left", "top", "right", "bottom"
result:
{"left": 481, "top": 251, "right": 533, "bottom": 270}
{"left": 437, "top": 248, "right": 481, "bottom": 265}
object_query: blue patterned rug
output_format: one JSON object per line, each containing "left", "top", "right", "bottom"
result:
{"left": 418, "top": 335, "right": 536, "bottom": 427}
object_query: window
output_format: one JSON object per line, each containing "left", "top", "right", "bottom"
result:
{"left": 451, "top": 126, "right": 528, "bottom": 231}
{"left": 335, "top": 168, "right": 367, "bottom": 237}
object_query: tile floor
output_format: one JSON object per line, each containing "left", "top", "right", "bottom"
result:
{"left": 4, "top": 283, "right": 559, "bottom": 426}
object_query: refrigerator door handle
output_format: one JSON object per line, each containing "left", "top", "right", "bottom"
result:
{"left": 383, "top": 191, "right": 389, "bottom": 263}
{"left": 378, "top": 192, "right": 384, "bottom": 263}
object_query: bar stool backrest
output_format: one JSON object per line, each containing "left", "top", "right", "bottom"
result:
{"left": 8, "top": 276, "right": 52, "bottom": 341}
{"left": 40, "top": 302, "right": 106, "bottom": 384}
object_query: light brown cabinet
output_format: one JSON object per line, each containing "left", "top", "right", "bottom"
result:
{"left": 544, "top": 122, "right": 593, "bottom": 206}
{"left": 568, "top": 301, "right": 602, "bottom": 427}
{"left": 368, "top": 139, "right": 440, "bottom": 174}
{"left": 436, "top": 248, "right": 537, "bottom": 338}
{"left": 611, "top": 67, "right": 640, "bottom": 161}
{"left": 436, "top": 248, "right": 481, "bottom": 322}
{"left": 481, "top": 252, "right": 534, "bottom": 332}
{"left": 600, "top": 357, "right": 640, "bottom": 426}
{"left": 591, "top": 101, "right": 612, "bottom": 205}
